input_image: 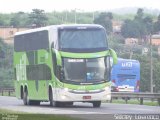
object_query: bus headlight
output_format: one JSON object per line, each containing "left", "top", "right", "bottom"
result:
{"left": 64, "top": 88, "right": 69, "bottom": 92}
{"left": 105, "top": 87, "right": 110, "bottom": 92}
{"left": 61, "top": 95, "right": 67, "bottom": 99}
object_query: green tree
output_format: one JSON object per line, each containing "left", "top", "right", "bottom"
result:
{"left": 153, "top": 14, "right": 160, "bottom": 33}
{"left": 10, "top": 12, "right": 29, "bottom": 27}
{"left": 0, "top": 16, "right": 5, "bottom": 26}
{"left": 121, "top": 19, "right": 140, "bottom": 38}
{"left": 121, "top": 8, "right": 153, "bottom": 42}
{"left": 134, "top": 8, "right": 144, "bottom": 21}
{"left": 132, "top": 55, "right": 150, "bottom": 92}
{"left": 153, "top": 59, "right": 160, "bottom": 92}
{"left": 10, "top": 16, "right": 20, "bottom": 27}
{"left": 143, "top": 16, "right": 153, "bottom": 34}
{"left": 132, "top": 54, "right": 160, "bottom": 93}
{"left": 29, "top": 9, "right": 48, "bottom": 27}
{"left": 134, "top": 8, "right": 147, "bottom": 40}
{"left": 134, "top": 8, "right": 153, "bottom": 40}
{"left": 0, "top": 38, "right": 13, "bottom": 88}
{"left": 0, "top": 38, "right": 5, "bottom": 58}
{"left": 93, "top": 12, "right": 113, "bottom": 34}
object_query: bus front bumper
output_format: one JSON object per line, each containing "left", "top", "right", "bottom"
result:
{"left": 53, "top": 87, "right": 111, "bottom": 102}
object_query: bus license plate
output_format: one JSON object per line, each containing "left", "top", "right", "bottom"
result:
{"left": 83, "top": 96, "right": 91, "bottom": 99}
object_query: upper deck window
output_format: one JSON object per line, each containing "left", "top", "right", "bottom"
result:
{"left": 58, "top": 27, "right": 108, "bottom": 52}
{"left": 14, "top": 30, "right": 49, "bottom": 52}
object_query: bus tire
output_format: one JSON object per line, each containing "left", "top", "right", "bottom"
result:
{"left": 23, "top": 90, "right": 29, "bottom": 105}
{"left": 49, "top": 89, "right": 58, "bottom": 107}
{"left": 23, "top": 89, "right": 39, "bottom": 105}
{"left": 92, "top": 101, "right": 101, "bottom": 108}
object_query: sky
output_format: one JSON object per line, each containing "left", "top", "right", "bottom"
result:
{"left": 0, "top": 0, "right": 160, "bottom": 13}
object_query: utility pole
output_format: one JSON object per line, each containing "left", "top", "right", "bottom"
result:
{"left": 74, "top": 9, "right": 77, "bottom": 24}
{"left": 129, "top": 40, "right": 136, "bottom": 59}
{"left": 92, "top": 12, "right": 95, "bottom": 22}
{"left": 129, "top": 47, "right": 133, "bottom": 59}
{"left": 150, "top": 34, "right": 153, "bottom": 93}
{"left": 74, "top": 9, "right": 83, "bottom": 24}
{"left": 65, "top": 11, "right": 68, "bottom": 23}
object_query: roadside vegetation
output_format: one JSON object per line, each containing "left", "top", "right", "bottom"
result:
{"left": 0, "top": 38, "right": 13, "bottom": 88}
{"left": 111, "top": 99, "right": 159, "bottom": 106}
{"left": 0, "top": 108, "right": 78, "bottom": 120}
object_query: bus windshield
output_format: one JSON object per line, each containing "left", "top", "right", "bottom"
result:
{"left": 59, "top": 28, "right": 108, "bottom": 52}
{"left": 62, "top": 57, "right": 108, "bottom": 84}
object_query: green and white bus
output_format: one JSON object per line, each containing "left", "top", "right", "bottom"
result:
{"left": 14, "top": 24, "right": 117, "bottom": 107}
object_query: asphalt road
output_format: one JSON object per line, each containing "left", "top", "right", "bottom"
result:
{"left": 0, "top": 96, "right": 160, "bottom": 120}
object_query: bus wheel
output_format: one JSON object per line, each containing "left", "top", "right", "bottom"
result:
{"left": 92, "top": 101, "right": 101, "bottom": 108}
{"left": 23, "top": 90, "right": 29, "bottom": 105}
{"left": 49, "top": 89, "right": 58, "bottom": 107}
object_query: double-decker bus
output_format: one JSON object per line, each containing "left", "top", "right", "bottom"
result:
{"left": 14, "top": 24, "right": 117, "bottom": 107}
{"left": 111, "top": 58, "right": 140, "bottom": 92}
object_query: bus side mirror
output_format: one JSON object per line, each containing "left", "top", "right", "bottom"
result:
{"left": 105, "top": 49, "right": 117, "bottom": 81}
{"left": 52, "top": 48, "right": 62, "bottom": 66}
{"left": 105, "top": 57, "right": 112, "bottom": 81}
{"left": 109, "top": 49, "right": 118, "bottom": 65}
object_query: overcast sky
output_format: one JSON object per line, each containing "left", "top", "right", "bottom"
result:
{"left": 0, "top": 0, "right": 160, "bottom": 13}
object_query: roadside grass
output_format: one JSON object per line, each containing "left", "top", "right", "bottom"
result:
{"left": 16, "top": 114, "right": 77, "bottom": 120}
{"left": 0, "top": 108, "right": 18, "bottom": 114}
{"left": 0, "top": 108, "right": 79, "bottom": 120}
{"left": 111, "top": 99, "right": 159, "bottom": 106}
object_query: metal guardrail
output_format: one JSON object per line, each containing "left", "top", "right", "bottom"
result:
{"left": 0, "top": 88, "right": 15, "bottom": 96}
{"left": 0, "top": 89, "right": 160, "bottom": 106}
{"left": 111, "top": 92, "right": 160, "bottom": 106}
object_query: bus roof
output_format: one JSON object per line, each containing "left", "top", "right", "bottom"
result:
{"left": 117, "top": 58, "right": 139, "bottom": 63}
{"left": 14, "top": 24, "right": 104, "bottom": 36}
